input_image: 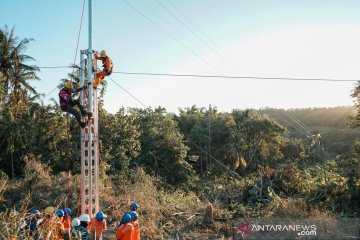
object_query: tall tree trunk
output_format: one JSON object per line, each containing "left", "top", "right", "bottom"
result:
{"left": 11, "top": 151, "right": 14, "bottom": 179}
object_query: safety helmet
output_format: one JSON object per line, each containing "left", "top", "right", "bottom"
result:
{"left": 130, "top": 202, "right": 139, "bottom": 211}
{"left": 63, "top": 208, "right": 72, "bottom": 216}
{"left": 129, "top": 211, "right": 138, "bottom": 221}
{"left": 55, "top": 209, "right": 65, "bottom": 217}
{"left": 79, "top": 214, "right": 90, "bottom": 222}
{"left": 31, "top": 209, "right": 40, "bottom": 215}
{"left": 96, "top": 211, "right": 106, "bottom": 221}
{"left": 122, "top": 213, "right": 131, "bottom": 224}
{"left": 44, "top": 206, "right": 55, "bottom": 215}
{"left": 100, "top": 50, "right": 107, "bottom": 57}
{"left": 64, "top": 80, "right": 73, "bottom": 89}
{"left": 72, "top": 218, "right": 80, "bottom": 227}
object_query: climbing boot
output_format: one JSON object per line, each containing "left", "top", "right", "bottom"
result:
{"left": 80, "top": 121, "right": 86, "bottom": 128}
{"left": 81, "top": 109, "right": 88, "bottom": 117}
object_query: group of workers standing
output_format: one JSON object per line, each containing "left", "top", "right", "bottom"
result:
{"left": 20, "top": 202, "right": 140, "bottom": 240}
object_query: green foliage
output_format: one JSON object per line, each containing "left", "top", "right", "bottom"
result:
{"left": 99, "top": 107, "right": 141, "bottom": 173}
{"left": 0, "top": 170, "right": 7, "bottom": 204}
{"left": 135, "top": 107, "right": 192, "bottom": 185}
{"left": 230, "top": 109, "right": 286, "bottom": 171}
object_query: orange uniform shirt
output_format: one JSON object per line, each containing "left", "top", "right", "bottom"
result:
{"left": 53, "top": 218, "right": 65, "bottom": 240}
{"left": 62, "top": 215, "right": 72, "bottom": 230}
{"left": 131, "top": 220, "right": 140, "bottom": 240}
{"left": 89, "top": 218, "right": 107, "bottom": 238}
{"left": 94, "top": 54, "right": 113, "bottom": 72}
{"left": 115, "top": 223, "right": 134, "bottom": 240}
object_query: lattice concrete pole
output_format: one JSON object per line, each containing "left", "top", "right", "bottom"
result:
{"left": 86, "top": 0, "right": 94, "bottom": 218}
{"left": 93, "top": 87, "right": 99, "bottom": 215}
{"left": 80, "top": 51, "right": 87, "bottom": 215}
{"left": 85, "top": 0, "right": 100, "bottom": 217}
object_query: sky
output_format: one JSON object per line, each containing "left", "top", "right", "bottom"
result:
{"left": 1, "top": 0, "right": 360, "bottom": 113}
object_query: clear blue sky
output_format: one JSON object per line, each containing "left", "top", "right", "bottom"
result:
{"left": 2, "top": 0, "right": 360, "bottom": 113}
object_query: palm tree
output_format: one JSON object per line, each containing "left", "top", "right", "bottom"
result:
{"left": 0, "top": 25, "right": 39, "bottom": 107}
{"left": 0, "top": 25, "right": 39, "bottom": 178}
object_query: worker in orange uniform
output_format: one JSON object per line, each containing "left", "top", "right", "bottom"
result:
{"left": 115, "top": 214, "right": 134, "bottom": 240}
{"left": 40, "top": 206, "right": 55, "bottom": 239}
{"left": 53, "top": 209, "right": 65, "bottom": 240}
{"left": 89, "top": 211, "right": 107, "bottom": 240}
{"left": 129, "top": 211, "right": 140, "bottom": 240}
{"left": 93, "top": 50, "right": 113, "bottom": 89}
{"left": 62, "top": 208, "right": 72, "bottom": 240}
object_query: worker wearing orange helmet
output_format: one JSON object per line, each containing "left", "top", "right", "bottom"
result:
{"left": 93, "top": 50, "right": 113, "bottom": 89}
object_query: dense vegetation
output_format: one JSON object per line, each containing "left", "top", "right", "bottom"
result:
{"left": 0, "top": 26, "right": 359, "bottom": 239}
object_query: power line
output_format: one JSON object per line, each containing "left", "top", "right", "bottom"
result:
{"left": 158, "top": 0, "right": 239, "bottom": 73}
{"left": 143, "top": 0, "right": 216, "bottom": 73}
{"left": 39, "top": 0, "right": 85, "bottom": 102}
{"left": 108, "top": 76, "right": 148, "bottom": 108}
{"left": 41, "top": 86, "right": 59, "bottom": 100}
{"left": 122, "top": 0, "right": 219, "bottom": 73}
{"left": 274, "top": 113, "right": 309, "bottom": 136}
{"left": 285, "top": 111, "right": 313, "bottom": 136}
{"left": 38, "top": 66, "right": 72, "bottom": 69}
{"left": 7, "top": 66, "right": 357, "bottom": 82}
{"left": 71, "top": 0, "right": 86, "bottom": 75}
{"left": 113, "top": 71, "right": 358, "bottom": 82}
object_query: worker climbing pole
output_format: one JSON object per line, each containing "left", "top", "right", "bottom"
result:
{"left": 79, "top": 0, "right": 100, "bottom": 218}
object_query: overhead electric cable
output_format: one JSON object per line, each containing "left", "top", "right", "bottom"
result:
{"left": 272, "top": 113, "right": 308, "bottom": 136}
{"left": 156, "top": 0, "right": 239, "bottom": 73}
{"left": 122, "top": 0, "right": 219, "bottom": 72}
{"left": 38, "top": 66, "right": 72, "bottom": 69}
{"left": 284, "top": 111, "right": 313, "bottom": 136}
{"left": 11, "top": 65, "right": 357, "bottom": 82}
{"left": 71, "top": 0, "right": 86, "bottom": 73}
{"left": 108, "top": 77, "right": 148, "bottom": 108}
{"left": 39, "top": 0, "right": 85, "bottom": 102}
{"left": 113, "top": 71, "right": 358, "bottom": 82}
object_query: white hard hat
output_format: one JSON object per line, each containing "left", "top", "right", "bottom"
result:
{"left": 72, "top": 217, "right": 81, "bottom": 226}
{"left": 79, "top": 214, "right": 90, "bottom": 222}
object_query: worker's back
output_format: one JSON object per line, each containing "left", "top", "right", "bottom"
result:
{"left": 116, "top": 223, "right": 134, "bottom": 240}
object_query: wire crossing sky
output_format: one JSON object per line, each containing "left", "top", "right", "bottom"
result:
{"left": 1, "top": 0, "right": 360, "bottom": 113}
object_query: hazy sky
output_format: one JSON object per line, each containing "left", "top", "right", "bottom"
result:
{"left": 1, "top": 0, "right": 360, "bottom": 113}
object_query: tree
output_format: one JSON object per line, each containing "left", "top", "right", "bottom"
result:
{"left": 0, "top": 25, "right": 39, "bottom": 178}
{"left": 99, "top": 107, "right": 141, "bottom": 173}
{"left": 230, "top": 110, "right": 286, "bottom": 171}
{"left": 0, "top": 25, "right": 39, "bottom": 106}
{"left": 135, "top": 107, "right": 192, "bottom": 185}
{"left": 177, "top": 105, "right": 233, "bottom": 175}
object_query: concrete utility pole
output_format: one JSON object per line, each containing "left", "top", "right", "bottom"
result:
{"left": 79, "top": 0, "right": 99, "bottom": 218}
